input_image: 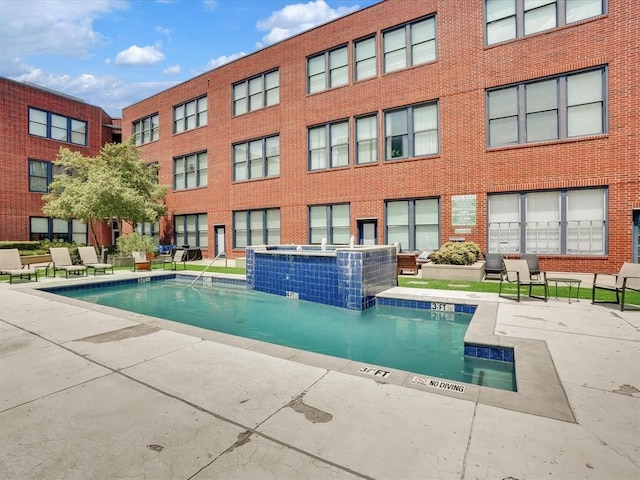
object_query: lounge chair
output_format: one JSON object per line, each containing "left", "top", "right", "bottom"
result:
{"left": 77, "top": 246, "right": 113, "bottom": 275}
{"left": 499, "top": 258, "right": 548, "bottom": 302}
{"left": 522, "top": 253, "right": 541, "bottom": 279}
{"left": 483, "top": 253, "right": 504, "bottom": 280}
{"left": 0, "top": 249, "right": 37, "bottom": 284}
{"left": 163, "top": 249, "right": 187, "bottom": 270}
{"left": 49, "top": 247, "right": 88, "bottom": 278}
{"left": 132, "top": 251, "right": 151, "bottom": 271}
{"left": 592, "top": 262, "right": 640, "bottom": 311}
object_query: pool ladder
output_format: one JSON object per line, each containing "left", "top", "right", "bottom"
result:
{"left": 190, "top": 251, "right": 226, "bottom": 287}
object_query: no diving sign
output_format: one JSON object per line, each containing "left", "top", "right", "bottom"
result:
{"left": 411, "top": 376, "right": 465, "bottom": 393}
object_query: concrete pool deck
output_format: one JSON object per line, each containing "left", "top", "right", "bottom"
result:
{"left": 1, "top": 270, "right": 639, "bottom": 479}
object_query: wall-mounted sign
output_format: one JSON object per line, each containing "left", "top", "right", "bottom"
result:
{"left": 452, "top": 194, "right": 477, "bottom": 226}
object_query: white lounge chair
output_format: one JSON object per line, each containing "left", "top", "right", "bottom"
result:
{"left": 49, "top": 247, "right": 88, "bottom": 278}
{"left": 0, "top": 249, "right": 37, "bottom": 284}
{"left": 592, "top": 262, "right": 640, "bottom": 311}
{"left": 132, "top": 251, "right": 150, "bottom": 271}
{"left": 78, "top": 246, "right": 113, "bottom": 275}
{"left": 499, "top": 258, "right": 548, "bottom": 302}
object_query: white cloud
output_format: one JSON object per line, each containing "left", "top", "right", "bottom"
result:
{"left": 203, "top": 0, "right": 218, "bottom": 11}
{"left": 163, "top": 64, "right": 181, "bottom": 75}
{"left": 115, "top": 45, "right": 166, "bottom": 66}
{"left": 155, "top": 26, "right": 172, "bottom": 37}
{"left": 201, "top": 52, "right": 247, "bottom": 72}
{"left": 0, "top": 0, "right": 128, "bottom": 57}
{"left": 256, "top": 0, "right": 359, "bottom": 48}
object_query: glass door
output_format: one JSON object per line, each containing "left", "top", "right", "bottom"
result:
{"left": 633, "top": 211, "right": 640, "bottom": 263}
{"left": 357, "top": 219, "right": 377, "bottom": 245}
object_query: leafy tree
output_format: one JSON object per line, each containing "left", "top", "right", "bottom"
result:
{"left": 43, "top": 141, "right": 169, "bottom": 248}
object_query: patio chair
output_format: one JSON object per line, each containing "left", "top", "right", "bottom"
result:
{"left": 77, "top": 246, "right": 114, "bottom": 275}
{"left": 521, "top": 254, "right": 541, "bottom": 279}
{"left": 132, "top": 251, "right": 151, "bottom": 271}
{"left": 0, "top": 248, "right": 37, "bottom": 284}
{"left": 49, "top": 247, "right": 88, "bottom": 278}
{"left": 499, "top": 258, "right": 548, "bottom": 302}
{"left": 163, "top": 248, "right": 187, "bottom": 270}
{"left": 483, "top": 253, "right": 504, "bottom": 280}
{"left": 592, "top": 262, "right": 640, "bottom": 311}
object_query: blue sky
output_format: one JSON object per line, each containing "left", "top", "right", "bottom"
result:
{"left": 0, "top": 0, "right": 380, "bottom": 117}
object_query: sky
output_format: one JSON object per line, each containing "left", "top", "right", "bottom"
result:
{"left": 0, "top": 0, "right": 381, "bottom": 117}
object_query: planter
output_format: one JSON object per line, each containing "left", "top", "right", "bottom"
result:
{"left": 136, "top": 262, "right": 151, "bottom": 271}
{"left": 421, "top": 261, "right": 485, "bottom": 282}
{"left": 107, "top": 255, "right": 133, "bottom": 268}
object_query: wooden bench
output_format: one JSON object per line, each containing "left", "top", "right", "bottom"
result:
{"left": 397, "top": 253, "right": 418, "bottom": 275}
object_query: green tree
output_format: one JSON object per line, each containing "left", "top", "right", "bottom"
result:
{"left": 42, "top": 140, "right": 169, "bottom": 248}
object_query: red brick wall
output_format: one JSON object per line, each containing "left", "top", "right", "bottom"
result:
{"left": 0, "top": 77, "right": 117, "bottom": 246}
{"left": 119, "top": 0, "right": 638, "bottom": 272}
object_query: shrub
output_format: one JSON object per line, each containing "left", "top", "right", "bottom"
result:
{"left": 428, "top": 241, "right": 482, "bottom": 265}
{"left": 116, "top": 232, "right": 158, "bottom": 256}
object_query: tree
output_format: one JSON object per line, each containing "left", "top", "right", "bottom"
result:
{"left": 43, "top": 140, "right": 169, "bottom": 248}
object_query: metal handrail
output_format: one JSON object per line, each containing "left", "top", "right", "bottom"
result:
{"left": 190, "top": 251, "right": 226, "bottom": 287}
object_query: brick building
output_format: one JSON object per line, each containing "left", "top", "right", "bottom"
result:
{"left": 4, "top": 0, "right": 639, "bottom": 274}
{"left": 0, "top": 78, "right": 121, "bottom": 247}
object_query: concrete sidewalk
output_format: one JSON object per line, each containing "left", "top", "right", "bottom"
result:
{"left": 1, "top": 272, "right": 639, "bottom": 479}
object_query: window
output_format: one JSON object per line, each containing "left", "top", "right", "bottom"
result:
{"left": 354, "top": 36, "right": 377, "bottom": 81}
{"left": 308, "top": 46, "right": 348, "bottom": 94}
{"left": 485, "top": 0, "right": 605, "bottom": 45}
{"left": 308, "top": 121, "right": 349, "bottom": 170}
{"left": 386, "top": 198, "right": 439, "bottom": 251}
{"left": 174, "top": 214, "right": 208, "bottom": 248}
{"left": 233, "top": 135, "right": 280, "bottom": 181}
{"left": 487, "top": 67, "right": 605, "bottom": 147}
{"left": 233, "top": 209, "right": 280, "bottom": 248}
{"left": 133, "top": 114, "right": 159, "bottom": 145}
{"left": 309, "top": 204, "right": 350, "bottom": 245}
{"left": 487, "top": 188, "right": 607, "bottom": 254}
{"left": 28, "top": 108, "right": 87, "bottom": 146}
{"left": 385, "top": 103, "right": 438, "bottom": 159}
{"left": 137, "top": 222, "right": 160, "bottom": 244}
{"left": 30, "top": 217, "right": 87, "bottom": 243}
{"left": 174, "top": 96, "right": 207, "bottom": 133}
{"left": 28, "top": 159, "right": 63, "bottom": 193}
{"left": 383, "top": 16, "right": 436, "bottom": 73}
{"left": 233, "top": 70, "right": 280, "bottom": 115}
{"left": 356, "top": 115, "right": 378, "bottom": 164}
{"left": 173, "top": 152, "right": 208, "bottom": 190}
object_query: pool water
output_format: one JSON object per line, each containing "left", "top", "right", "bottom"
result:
{"left": 52, "top": 279, "right": 516, "bottom": 391}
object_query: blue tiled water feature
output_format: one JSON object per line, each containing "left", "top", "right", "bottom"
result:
{"left": 245, "top": 245, "right": 398, "bottom": 310}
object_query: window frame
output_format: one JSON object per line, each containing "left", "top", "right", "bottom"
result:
{"left": 487, "top": 67, "right": 607, "bottom": 147}
{"left": 354, "top": 35, "right": 377, "bottom": 82}
{"left": 173, "top": 96, "right": 207, "bottom": 134}
{"left": 132, "top": 113, "right": 159, "bottom": 146}
{"left": 384, "top": 102, "right": 439, "bottom": 160}
{"left": 308, "top": 203, "right": 351, "bottom": 245}
{"left": 233, "top": 208, "right": 281, "bottom": 248}
{"left": 307, "top": 45, "right": 349, "bottom": 94}
{"left": 384, "top": 198, "right": 440, "bottom": 251}
{"left": 382, "top": 16, "right": 437, "bottom": 74}
{"left": 485, "top": 0, "right": 606, "bottom": 46}
{"left": 174, "top": 213, "right": 208, "bottom": 248}
{"left": 355, "top": 114, "right": 379, "bottom": 165}
{"left": 28, "top": 107, "right": 87, "bottom": 146}
{"left": 173, "top": 151, "right": 208, "bottom": 190}
{"left": 233, "top": 69, "right": 280, "bottom": 116}
{"left": 308, "top": 120, "right": 350, "bottom": 171}
{"left": 487, "top": 188, "right": 608, "bottom": 255}
{"left": 29, "top": 217, "right": 87, "bottom": 243}
{"left": 233, "top": 135, "right": 280, "bottom": 181}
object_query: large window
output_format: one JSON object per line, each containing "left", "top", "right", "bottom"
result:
{"left": 174, "top": 214, "right": 208, "bottom": 248}
{"left": 485, "top": 0, "right": 605, "bottom": 45}
{"left": 28, "top": 159, "right": 63, "bottom": 193}
{"left": 137, "top": 222, "right": 160, "bottom": 245}
{"left": 30, "top": 217, "right": 87, "bottom": 243}
{"left": 233, "top": 209, "right": 280, "bottom": 248}
{"left": 133, "top": 114, "right": 159, "bottom": 145}
{"left": 308, "top": 46, "right": 348, "bottom": 94}
{"left": 233, "top": 135, "right": 280, "bottom": 181}
{"left": 173, "top": 152, "right": 208, "bottom": 190}
{"left": 28, "top": 108, "right": 87, "bottom": 146}
{"left": 487, "top": 67, "right": 606, "bottom": 147}
{"left": 386, "top": 198, "right": 439, "bottom": 251}
{"left": 356, "top": 115, "right": 378, "bottom": 164}
{"left": 233, "top": 70, "right": 280, "bottom": 116}
{"left": 354, "top": 36, "right": 377, "bottom": 81}
{"left": 487, "top": 188, "right": 607, "bottom": 254}
{"left": 309, "top": 204, "right": 350, "bottom": 245}
{"left": 174, "top": 96, "right": 207, "bottom": 133}
{"left": 308, "top": 120, "right": 349, "bottom": 170}
{"left": 383, "top": 16, "right": 436, "bottom": 73}
{"left": 385, "top": 103, "right": 439, "bottom": 160}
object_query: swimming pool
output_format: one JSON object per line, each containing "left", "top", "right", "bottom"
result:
{"left": 46, "top": 277, "right": 516, "bottom": 391}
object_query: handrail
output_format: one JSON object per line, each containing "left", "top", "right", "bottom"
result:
{"left": 190, "top": 251, "right": 226, "bottom": 287}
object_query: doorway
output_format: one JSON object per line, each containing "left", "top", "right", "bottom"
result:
{"left": 357, "top": 219, "right": 377, "bottom": 246}
{"left": 214, "top": 225, "right": 226, "bottom": 257}
{"left": 633, "top": 211, "right": 640, "bottom": 263}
